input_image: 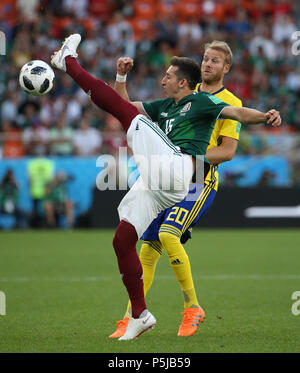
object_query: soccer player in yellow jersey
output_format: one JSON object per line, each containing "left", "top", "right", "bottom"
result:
{"left": 110, "top": 41, "right": 247, "bottom": 338}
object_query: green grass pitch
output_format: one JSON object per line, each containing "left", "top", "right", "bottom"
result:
{"left": 0, "top": 229, "right": 299, "bottom": 353}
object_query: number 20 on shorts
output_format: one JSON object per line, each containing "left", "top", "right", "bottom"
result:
{"left": 166, "top": 207, "right": 189, "bottom": 226}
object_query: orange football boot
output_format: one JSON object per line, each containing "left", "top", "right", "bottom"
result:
{"left": 109, "top": 317, "right": 129, "bottom": 338}
{"left": 177, "top": 306, "right": 205, "bottom": 336}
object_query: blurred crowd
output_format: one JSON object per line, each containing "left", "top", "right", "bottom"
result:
{"left": 1, "top": 1, "right": 300, "bottom": 169}
{"left": 0, "top": 162, "right": 74, "bottom": 229}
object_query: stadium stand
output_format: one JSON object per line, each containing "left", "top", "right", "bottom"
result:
{"left": 1, "top": 0, "right": 300, "bottom": 228}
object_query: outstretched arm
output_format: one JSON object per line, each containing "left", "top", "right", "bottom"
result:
{"left": 114, "top": 57, "right": 147, "bottom": 115}
{"left": 220, "top": 106, "right": 281, "bottom": 127}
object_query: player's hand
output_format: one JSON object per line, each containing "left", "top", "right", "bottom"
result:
{"left": 117, "top": 57, "right": 134, "bottom": 76}
{"left": 266, "top": 109, "right": 281, "bottom": 127}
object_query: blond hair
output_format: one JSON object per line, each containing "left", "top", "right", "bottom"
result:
{"left": 204, "top": 40, "right": 233, "bottom": 66}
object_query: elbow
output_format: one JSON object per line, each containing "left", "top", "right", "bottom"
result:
{"left": 223, "top": 150, "right": 235, "bottom": 162}
{"left": 222, "top": 156, "right": 232, "bottom": 162}
{"left": 235, "top": 114, "right": 243, "bottom": 125}
{"left": 234, "top": 108, "right": 244, "bottom": 124}
{"left": 227, "top": 150, "right": 235, "bottom": 161}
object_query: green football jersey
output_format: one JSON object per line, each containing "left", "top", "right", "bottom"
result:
{"left": 142, "top": 92, "right": 229, "bottom": 160}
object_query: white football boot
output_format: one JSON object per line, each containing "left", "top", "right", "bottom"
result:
{"left": 118, "top": 310, "right": 156, "bottom": 340}
{"left": 51, "top": 33, "right": 81, "bottom": 72}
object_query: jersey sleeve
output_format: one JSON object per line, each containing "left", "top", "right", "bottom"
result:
{"left": 199, "top": 93, "right": 230, "bottom": 121}
{"left": 142, "top": 99, "right": 165, "bottom": 122}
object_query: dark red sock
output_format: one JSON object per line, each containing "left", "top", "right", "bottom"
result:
{"left": 65, "top": 57, "right": 139, "bottom": 132}
{"left": 113, "top": 220, "right": 147, "bottom": 318}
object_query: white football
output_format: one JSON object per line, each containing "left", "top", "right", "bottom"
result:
{"left": 19, "top": 60, "right": 55, "bottom": 96}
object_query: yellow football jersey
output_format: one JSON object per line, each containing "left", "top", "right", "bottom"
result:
{"left": 194, "top": 83, "right": 243, "bottom": 190}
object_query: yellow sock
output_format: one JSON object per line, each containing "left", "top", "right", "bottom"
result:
{"left": 124, "top": 241, "right": 162, "bottom": 318}
{"left": 159, "top": 229, "right": 199, "bottom": 309}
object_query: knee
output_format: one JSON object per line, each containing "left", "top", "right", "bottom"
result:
{"left": 112, "top": 229, "right": 125, "bottom": 257}
{"left": 112, "top": 230, "right": 122, "bottom": 249}
{"left": 158, "top": 230, "right": 180, "bottom": 249}
{"left": 158, "top": 230, "right": 189, "bottom": 261}
{"left": 113, "top": 220, "right": 138, "bottom": 257}
{"left": 140, "top": 241, "right": 162, "bottom": 267}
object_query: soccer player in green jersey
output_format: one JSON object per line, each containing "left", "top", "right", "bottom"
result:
{"left": 51, "top": 34, "right": 281, "bottom": 340}
{"left": 110, "top": 42, "right": 243, "bottom": 338}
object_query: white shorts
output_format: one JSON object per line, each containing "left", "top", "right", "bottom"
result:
{"left": 118, "top": 114, "right": 193, "bottom": 238}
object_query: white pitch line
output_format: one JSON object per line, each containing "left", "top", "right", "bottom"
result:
{"left": 0, "top": 274, "right": 300, "bottom": 283}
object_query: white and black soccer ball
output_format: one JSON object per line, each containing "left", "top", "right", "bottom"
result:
{"left": 19, "top": 60, "right": 55, "bottom": 96}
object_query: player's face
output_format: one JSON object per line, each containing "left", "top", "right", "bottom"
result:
{"left": 201, "top": 48, "right": 229, "bottom": 84}
{"left": 161, "top": 66, "right": 182, "bottom": 98}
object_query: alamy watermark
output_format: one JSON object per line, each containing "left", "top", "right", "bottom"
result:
{"left": 291, "top": 31, "right": 300, "bottom": 56}
{"left": 291, "top": 291, "right": 300, "bottom": 316}
{"left": 0, "top": 291, "right": 6, "bottom": 315}
{"left": 0, "top": 31, "right": 6, "bottom": 55}
{"left": 95, "top": 148, "right": 205, "bottom": 201}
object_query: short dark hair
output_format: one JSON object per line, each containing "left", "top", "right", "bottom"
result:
{"left": 170, "top": 56, "right": 201, "bottom": 90}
